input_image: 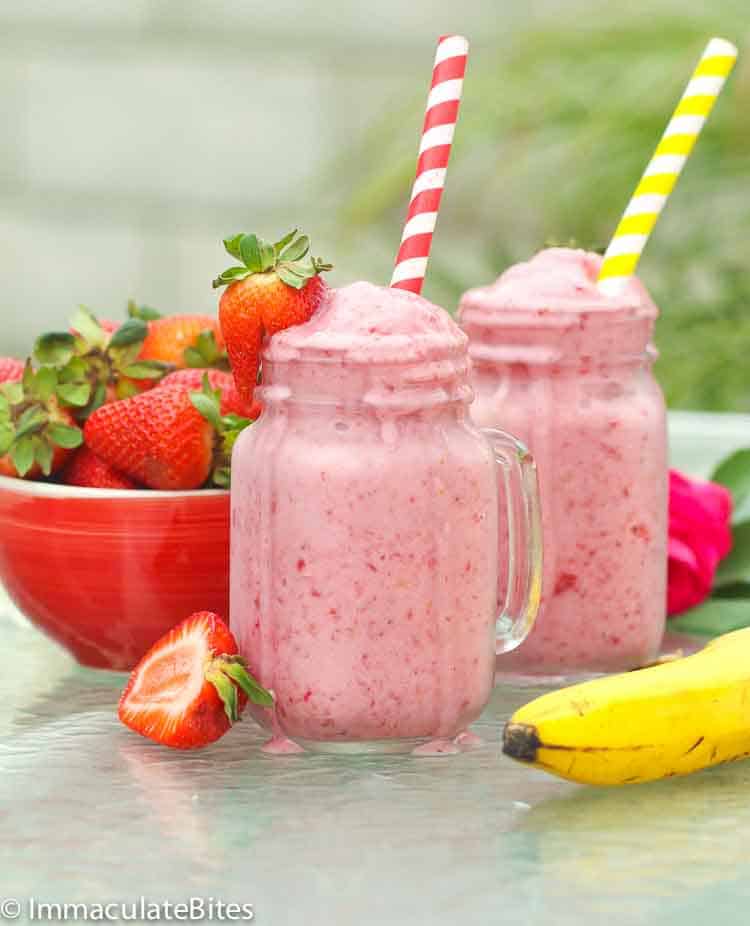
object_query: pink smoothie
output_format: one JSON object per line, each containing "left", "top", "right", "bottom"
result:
{"left": 459, "top": 249, "right": 668, "bottom": 673}
{"left": 231, "top": 282, "right": 501, "bottom": 749}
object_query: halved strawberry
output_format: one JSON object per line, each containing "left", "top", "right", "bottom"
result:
{"left": 62, "top": 446, "right": 138, "bottom": 489}
{"left": 118, "top": 611, "right": 273, "bottom": 749}
{"left": 159, "top": 368, "right": 261, "bottom": 420}
{"left": 213, "top": 229, "right": 331, "bottom": 403}
{"left": 0, "top": 357, "right": 24, "bottom": 384}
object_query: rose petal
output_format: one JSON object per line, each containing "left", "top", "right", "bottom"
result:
{"left": 667, "top": 469, "right": 734, "bottom": 617}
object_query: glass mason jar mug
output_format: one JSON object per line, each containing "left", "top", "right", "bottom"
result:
{"left": 459, "top": 262, "right": 668, "bottom": 675}
{"left": 230, "top": 294, "right": 542, "bottom": 753}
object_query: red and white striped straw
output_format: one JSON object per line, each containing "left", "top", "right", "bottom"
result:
{"left": 390, "top": 34, "right": 469, "bottom": 293}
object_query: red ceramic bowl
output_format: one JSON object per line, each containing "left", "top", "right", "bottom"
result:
{"left": 0, "top": 475, "right": 229, "bottom": 671}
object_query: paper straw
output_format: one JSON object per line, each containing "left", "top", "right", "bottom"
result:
{"left": 390, "top": 34, "right": 469, "bottom": 293}
{"left": 598, "top": 37, "right": 738, "bottom": 296}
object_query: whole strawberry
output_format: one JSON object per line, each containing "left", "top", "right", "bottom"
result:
{"left": 0, "top": 363, "right": 84, "bottom": 479}
{"left": 63, "top": 446, "right": 138, "bottom": 490}
{"left": 0, "top": 357, "right": 24, "bottom": 384}
{"left": 160, "top": 369, "right": 261, "bottom": 420}
{"left": 118, "top": 611, "right": 273, "bottom": 749}
{"left": 139, "top": 315, "right": 226, "bottom": 370}
{"left": 213, "top": 230, "right": 331, "bottom": 402}
{"left": 84, "top": 377, "right": 251, "bottom": 490}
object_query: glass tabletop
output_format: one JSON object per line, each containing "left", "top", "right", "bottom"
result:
{"left": 1, "top": 594, "right": 749, "bottom": 926}
{"left": 2, "top": 410, "right": 750, "bottom": 924}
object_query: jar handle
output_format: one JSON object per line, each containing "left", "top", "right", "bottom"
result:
{"left": 481, "top": 428, "right": 543, "bottom": 654}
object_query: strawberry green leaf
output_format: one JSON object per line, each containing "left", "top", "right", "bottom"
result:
{"left": 212, "top": 467, "right": 231, "bottom": 489}
{"left": 276, "top": 264, "right": 312, "bottom": 290}
{"left": 222, "top": 413, "right": 251, "bottom": 431}
{"left": 185, "top": 330, "right": 227, "bottom": 369}
{"left": 239, "top": 234, "right": 263, "bottom": 273}
{"left": 183, "top": 347, "right": 206, "bottom": 368}
{"left": 108, "top": 317, "right": 148, "bottom": 349}
{"left": 127, "top": 299, "right": 162, "bottom": 321}
{"left": 190, "top": 392, "right": 223, "bottom": 431}
{"left": 33, "top": 438, "right": 54, "bottom": 477}
{"left": 223, "top": 234, "right": 244, "bottom": 261}
{"left": 70, "top": 306, "right": 106, "bottom": 349}
{"left": 115, "top": 378, "right": 139, "bottom": 400}
{"left": 22, "top": 359, "right": 36, "bottom": 393}
{"left": 0, "top": 395, "right": 9, "bottom": 417}
{"left": 206, "top": 669, "right": 240, "bottom": 724}
{"left": 15, "top": 405, "right": 47, "bottom": 439}
{"left": 0, "top": 424, "right": 15, "bottom": 455}
{"left": 10, "top": 437, "right": 35, "bottom": 476}
{"left": 219, "top": 658, "right": 274, "bottom": 707}
{"left": 48, "top": 424, "right": 83, "bottom": 449}
{"left": 258, "top": 238, "right": 276, "bottom": 271}
{"left": 1, "top": 383, "right": 23, "bottom": 406}
{"left": 212, "top": 267, "right": 251, "bottom": 289}
{"left": 34, "top": 366, "right": 58, "bottom": 402}
{"left": 56, "top": 382, "right": 92, "bottom": 407}
{"left": 22, "top": 360, "right": 38, "bottom": 394}
{"left": 111, "top": 341, "right": 144, "bottom": 371}
{"left": 273, "top": 229, "right": 298, "bottom": 255}
{"left": 195, "top": 330, "right": 219, "bottom": 364}
{"left": 35, "top": 332, "right": 76, "bottom": 367}
{"left": 59, "top": 357, "right": 87, "bottom": 382}
{"left": 86, "top": 382, "right": 108, "bottom": 417}
{"left": 312, "top": 256, "right": 334, "bottom": 273}
{"left": 279, "top": 234, "right": 310, "bottom": 263}
{"left": 121, "top": 361, "right": 171, "bottom": 380}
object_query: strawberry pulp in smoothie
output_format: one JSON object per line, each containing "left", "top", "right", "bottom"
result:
{"left": 459, "top": 249, "right": 668, "bottom": 673}
{"left": 231, "top": 282, "right": 502, "bottom": 751}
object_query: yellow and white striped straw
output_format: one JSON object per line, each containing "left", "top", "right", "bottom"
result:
{"left": 598, "top": 37, "right": 738, "bottom": 296}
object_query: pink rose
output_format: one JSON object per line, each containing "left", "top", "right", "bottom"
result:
{"left": 668, "top": 469, "right": 733, "bottom": 616}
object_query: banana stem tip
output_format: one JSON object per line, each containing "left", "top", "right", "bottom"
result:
{"left": 502, "top": 722, "right": 541, "bottom": 763}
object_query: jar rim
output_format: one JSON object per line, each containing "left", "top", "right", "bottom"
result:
{"left": 261, "top": 336, "right": 469, "bottom": 368}
{"left": 458, "top": 301, "right": 657, "bottom": 328}
{"left": 466, "top": 343, "right": 657, "bottom": 369}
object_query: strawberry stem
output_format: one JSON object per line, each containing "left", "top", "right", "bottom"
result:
{"left": 213, "top": 229, "right": 332, "bottom": 291}
{"left": 189, "top": 375, "right": 253, "bottom": 487}
{"left": 205, "top": 653, "right": 274, "bottom": 724}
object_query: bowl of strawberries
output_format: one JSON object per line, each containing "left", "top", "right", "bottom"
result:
{"left": 0, "top": 304, "right": 257, "bottom": 671}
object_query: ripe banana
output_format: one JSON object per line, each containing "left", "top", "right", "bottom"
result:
{"left": 502, "top": 627, "right": 750, "bottom": 785}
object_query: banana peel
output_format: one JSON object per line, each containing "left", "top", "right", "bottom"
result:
{"left": 502, "top": 627, "right": 750, "bottom": 786}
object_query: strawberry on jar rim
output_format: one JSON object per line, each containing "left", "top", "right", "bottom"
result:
{"left": 118, "top": 611, "right": 273, "bottom": 749}
{"left": 213, "top": 229, "right": 332, "bottom": 403}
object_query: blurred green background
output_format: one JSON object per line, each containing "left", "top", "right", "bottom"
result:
{"left": 0, "top": 0, "right": 747, "bottom": 409}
